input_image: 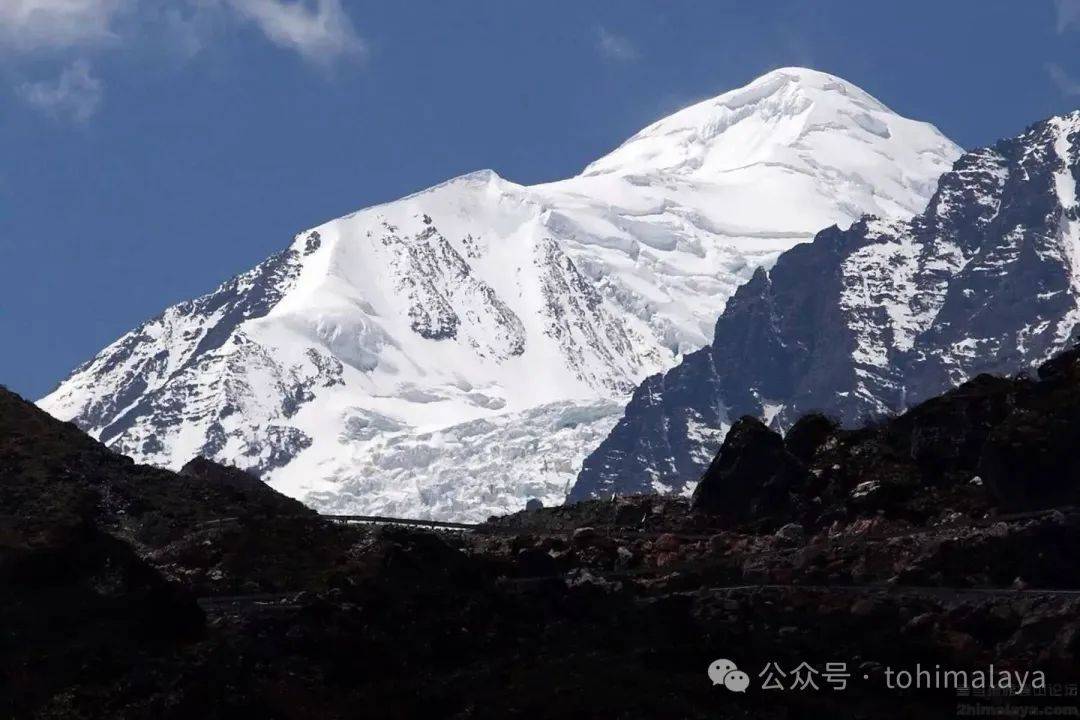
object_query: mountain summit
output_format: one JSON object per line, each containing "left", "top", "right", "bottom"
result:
{"left": 583, "top": 67, "right": 947, "bottom": 219}
{"left": 39, "top": 68, "right": 960, "bottom": 521}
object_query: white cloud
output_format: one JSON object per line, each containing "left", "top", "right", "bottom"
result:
{"left": 17, "top": 59, "right": 103, "bottom": 122}
{"left": 1055, "top": 0, "right": 1080, "bottom": 32}
{"left": 226, "top": 0, "right": 364, "bottom": 63}
{"left": 3, "top": 0, "right": 364, "bottom": 120}
{"left": 1047, "top": 63, "right": 1080, "bottom": 96}
{"left": 0, "top": 0, "right": 364, "bottom": 63}
{"left": 0, "top": 0, "right": 129, "bottom": 51}
{"left": 596, "top": 27, "right": 638, "bottom": 63}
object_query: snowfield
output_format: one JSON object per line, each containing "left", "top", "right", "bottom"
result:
{"left": 40, "top": 68, "right": 961, "bottom": 521}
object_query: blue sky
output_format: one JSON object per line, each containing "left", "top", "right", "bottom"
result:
{"left": 2, "top": 0, "right": 1079, "bottom": 398}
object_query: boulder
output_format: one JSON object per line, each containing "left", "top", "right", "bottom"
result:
{"left": 691, "top": 416, "right": 809, "bottom": 524}
{"left": 784, "top": 413, "right": 838, "bottom": 463}
{"left": 774, "top": 523, "right": 806, "bottom": 545}
{"left": 571, "top": 526, "right": 598, "bottom": 546}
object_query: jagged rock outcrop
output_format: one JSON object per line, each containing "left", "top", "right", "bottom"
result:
{"left": 690, "top": 417, "right": 809, "bottom": 522}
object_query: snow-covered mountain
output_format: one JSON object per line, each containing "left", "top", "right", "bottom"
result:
{"left": 572, "top": 111, "right": 1080, "bottom": 502}
{"left": 39, "top": 68, "right": 960, "bottom": 521}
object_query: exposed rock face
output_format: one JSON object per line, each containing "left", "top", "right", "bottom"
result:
{"left": 387, "top": 221, "right": 527, "bottom": 358}
{"left": 574, "top": 112, "right": 1080, "bottom": 501}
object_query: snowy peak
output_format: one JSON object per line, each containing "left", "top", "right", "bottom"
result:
{"left": 585, "top": 68, "right": 879, "bottom": 174}
{"left": 581, "top": 67, "right": 958, "bottom": 217}
{"left": 40, "top": 69, "right": 962, "bottom": 522}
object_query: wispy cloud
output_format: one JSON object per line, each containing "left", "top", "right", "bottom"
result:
{"left": 0, "top": 0, "right": 364, "bottom": 63}
{"left": 596, "top": 27, "right": 638, "bottom": 63}
{"left": 1054, "top": 0, "right": 1080, "bottom": 32}
{"left": 226, "top": 0, "right": 365, "bottom": 64}
{"left": 2, "top": 0, "right": 366, "bottom": 119}
{"left": 1047, "top": 62, "right": 1080, "bottom": 96}
{"left": 0, "top": 0, "right": 129, "bottom": 52}
{"left": 17, "top": 59, "right": 103, "bottom": 122}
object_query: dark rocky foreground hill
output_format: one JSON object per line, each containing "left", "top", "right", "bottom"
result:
{"left": 4, "top": 349, "right": 1080, "bottom": 718}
